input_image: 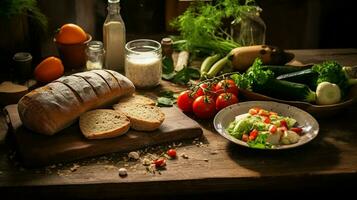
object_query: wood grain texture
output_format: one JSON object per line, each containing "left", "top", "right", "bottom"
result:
{"left": 5, "top": 105, "right": 202, "bottom": 167}
{"left": 0, "top": 49, "right": 357, "bottom": 199}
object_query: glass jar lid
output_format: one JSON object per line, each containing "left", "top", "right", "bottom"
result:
{"left": 87, "top": 41, "right": 104, "bottom": 52}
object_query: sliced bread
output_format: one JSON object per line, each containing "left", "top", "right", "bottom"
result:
{"left": 79, "top": 109, "right": 130, "bottom": 139}
{"left": 114, "top": 104, "right": 165, "bottom": 131}
{"left": 114, "top": 94, "right": 155, "bottom": 107}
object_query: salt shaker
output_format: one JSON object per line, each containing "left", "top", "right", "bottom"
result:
{"left": 86, "top": 41, "right": 105, "bottom": 70}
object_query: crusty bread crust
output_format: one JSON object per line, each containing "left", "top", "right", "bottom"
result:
{"left": 114, "top": 94, "right": 156, "bottom": 107}
{"left": 18, "top": 82, "right": 83, "bottom": 135}
{"left": 79, "top": 109, "right": 130, "bottom": 139}
{"left": 17, "top": 70, "right": 135, "bottom": 135}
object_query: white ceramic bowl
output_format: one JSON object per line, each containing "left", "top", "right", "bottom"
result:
{"left": 213, "top": 101, "right": 319, "bottom": 150}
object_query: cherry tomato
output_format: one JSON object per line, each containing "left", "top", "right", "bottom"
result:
{"left": 249, "top": 108, "right": 259, "bottom": 115}
{"left": 258, "top": 109, "right": 270, "bottom": 117}
{"left": 269, "top": 125, "right": 277, "bottom": 134}
{"left": 192, "top": 95, "right": 216, "bottom": 119}
{"left": 153, "top": 158, "right": 166, "bottom": 168}
{"left": 263, "top": 117, "right": 271, "bottom": 124}
{"left": 290, "top": 127, "right": 303, "bottom": 135}
{"left": 215, "top": 93, "right": 238, "bottom": 111}
{"left": 167, "top": 149, "right": 177, "bottom": 158}
{"left": 215, "top": 79, "right": 239, "bottom": 96}
{"left": 177, "top": 90, "right": 196, "bottom": 112}
{"left": 249, "top": 129, "right": 258, "bottom": 140}
{"left": 195, "top": 83, "right": 216, "bottom": 97}
{"left": 280, "top": 120, "right": 288, "bottom": 128}
{"left": 242, "top": 134, "right": 249, "bottom": 142}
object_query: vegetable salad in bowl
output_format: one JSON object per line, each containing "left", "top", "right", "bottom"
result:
{"left": 213, "top": 101, "right": 319, "bottom": 150}
{"left": 226, "top": 107, "right": 303, "bottom": 149}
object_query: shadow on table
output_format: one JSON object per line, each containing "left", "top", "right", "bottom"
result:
{"left": 226, "top": 133, "right": 341, "bottom": 174}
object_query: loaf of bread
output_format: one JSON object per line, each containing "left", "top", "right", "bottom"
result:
{"left": 17, "top": 70, "right": 135, "bottom": 135}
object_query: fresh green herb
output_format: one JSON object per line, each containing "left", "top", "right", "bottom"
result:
{"left": 162, "top": 56, "right": 174, "bottom": 74}
{"left": 172, "top": 67, "right": 200, "bottom": 85}
{"left": 171, "top": 0, "right": 258, "bottom": 56}
{"left": 162, "top": 51, "right": 200, "bottom": 85}
{"left": 156, "top": 90, "right": 177, "bottom": 107}
{"left": 230, "top": 58, "right": 274, "bottom": 90}
{"left": 0, "top": 0, "right": 48, "bottom": 35}
{"left": 156, "top": 97, "right": 174, "bottom": 107}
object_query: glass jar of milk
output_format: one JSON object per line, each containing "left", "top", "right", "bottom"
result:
{"left": 125, "top": 39, "right": 162, "bottom": 89}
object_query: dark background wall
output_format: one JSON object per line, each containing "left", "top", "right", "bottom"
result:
{"left": 1, "top": 0, "right": 356, "bottom": 75}
{"left": 36, "top": 0, "right": 357, "bottom": 50}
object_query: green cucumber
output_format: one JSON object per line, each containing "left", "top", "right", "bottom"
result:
{"left": 276, "top": 68, "right": 318, "bottom": 89}
{"left": 206, "top": 56, "right": 230, "bottom": 78}
{"left": 254, "top": 79, "right": 316, "bottom": 103}
{"left": 261, "top": 65, "right": 311, "bottom": 77}
{"left": 200, "top": 54, "right": 221, "bottom": 74}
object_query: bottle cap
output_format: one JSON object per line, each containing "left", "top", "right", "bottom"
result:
{"left": 13, "top": 52, "right": 32, "bottom": 62}
{"left": 108, "top": 0, "right": 119, "bottom": 3}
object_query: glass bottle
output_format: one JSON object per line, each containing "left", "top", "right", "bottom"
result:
{"left": 230, "top": 7, "right": 266, "bottom": 46}
{"left": 86, "top": 41, "right": 105, "bottom": 70}
{"left": 103, "top": 0, "right": 126, "bottom": 72}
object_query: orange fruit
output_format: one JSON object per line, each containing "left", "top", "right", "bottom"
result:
{"left": 55, "top": 23, "right": 87, "bottom": 44}
{"left": 34, "top": 57, "right": 64, "bottom": 83}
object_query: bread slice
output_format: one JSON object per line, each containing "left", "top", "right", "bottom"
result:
{"left": 79, "top": 109, "right": 130, "bottom": 139}
{"left": 114, "top": 94, "right": 155, "bottom": 107}
{"left": 114, "top": 104, "right": 165, "bottom": 131}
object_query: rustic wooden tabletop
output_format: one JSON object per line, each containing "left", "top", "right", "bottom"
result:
{"left": 0, "top": 49, "right": 357, "bottom": 199}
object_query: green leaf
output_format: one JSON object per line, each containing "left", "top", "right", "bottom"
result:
{"left": 247, "top": 133, "right": 271, "bottom": 149}
{"left": 156, "top": 97, "right": 174, "bottom": 107}
{"left": 172, "top": 67, "right": 201, "bottom": 85}
{"left": 162, "top": 72, "right": 176, "bottom": 80}
{"left": 186, "top": 67, "right": 201, "bottom": 79}
{"left": 162, "top": 56, "right": 174, "bottom": 74}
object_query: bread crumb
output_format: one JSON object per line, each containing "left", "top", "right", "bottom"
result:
{"left": 181, "top": 153, "right": 189, "bottom": 159}
{"left": 128, "top": 151, "right": 140, "bottom": 160}
{"left": 118, "top": 168, "right": 127, "bottom": 177}
{"left": 142, "top": 158, "right": 151, "bottom": 166}
{"left": 210, "top": 150, "right": 218, "bottom": 155}
{"left": 70, "top": 164, "right": 80, "bottom": 172}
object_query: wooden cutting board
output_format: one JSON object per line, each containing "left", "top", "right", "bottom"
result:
{"left": 4, "top": 104, "right": 202, "bottom": 168}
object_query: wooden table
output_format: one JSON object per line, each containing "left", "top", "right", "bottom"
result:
{"left": 1, "top": 49, "right": 357, "bottom": 199}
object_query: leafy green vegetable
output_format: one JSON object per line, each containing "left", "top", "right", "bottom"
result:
{"left": 247, "top": 133, "right": 270, "bottom": 149}
{"left": 171, "top": 0, "right": 258, "bottom": 55}
{"left": 311, "top": 61, "right": 357, "bottom": 95}
{"left": 172, "top": 67, "right": 200, "bottom": 85}
{"left": 156, "top": 97, "right": 174, "bottom": 107}
{"left": 230, "top": 58, "right": 274, "bottom": 90}
{"left": 161, "top": 56, "right": 200, "bottom": 85}
{"left": 162, "top": 56, "right": 174, "bottom": 74}
{"left": 156, "top": 90, "right": 178, "bottom": 107}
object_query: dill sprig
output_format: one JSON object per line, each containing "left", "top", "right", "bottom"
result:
{"left": 0, "top": 0, "right": 48, "bottom": 35}
{"left": 171, "top": 0, "right": 258, "bottom": 56}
